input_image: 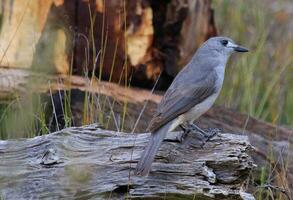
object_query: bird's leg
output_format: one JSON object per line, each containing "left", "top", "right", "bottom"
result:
{"left": 188, "top": 123, "right": 220, "bottom": 147}
{"left": 178, "top": 124, "right": 190, "bottom": 143}
{"left": 178, "top": 123, "right": 220, "bottom": 146}
{"left": 189, "top": 123, "right": 208, "bottom": 136}
{"left": 179, "top": 124, "right": 187, "bottom": 132}
{"left": 180, "top": 124, "right": 205, "bottom": 137}
{"left": 178, "top": 123, "right": 206, "bottom": 144}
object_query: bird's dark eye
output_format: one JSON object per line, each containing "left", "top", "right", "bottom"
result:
{"left": 221, "top": 40, "right": 228, "bottom": 46}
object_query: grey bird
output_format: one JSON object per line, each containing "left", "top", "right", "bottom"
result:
{"left": 135, "top": 36, "right": 249, "bottom": 176}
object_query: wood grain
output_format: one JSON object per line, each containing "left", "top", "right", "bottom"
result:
{"left": 0, "top": 124, "right": 255, "bottom": 199}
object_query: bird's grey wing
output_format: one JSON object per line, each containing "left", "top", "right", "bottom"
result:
{"left": 148, "top": 72, "right": 217, "bottom": 132}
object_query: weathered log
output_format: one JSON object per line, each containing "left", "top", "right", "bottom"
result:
{"left": 0, "top": 124, "right": 255, "bottom": 199}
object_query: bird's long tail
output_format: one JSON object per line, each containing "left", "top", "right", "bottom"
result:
{"left": 135, "top": 121, "right": 173, "bottom": 176}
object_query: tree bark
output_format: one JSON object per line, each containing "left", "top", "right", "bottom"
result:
{"left": 0, "top": 124, "right": 255, "bottom": 199}
{"left": 0, "top": 0, "right": 217, "bottom": 89}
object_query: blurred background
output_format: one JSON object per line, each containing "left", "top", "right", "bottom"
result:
{"left": 214, "top": 0, "right": 293, "bottom": 126}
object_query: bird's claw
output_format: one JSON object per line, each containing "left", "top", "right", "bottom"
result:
{"left": 180, "top": 124, "right": 220, "bottom": 147}
{"left": 199, "top": 128, "right": 220, "bottom": 147}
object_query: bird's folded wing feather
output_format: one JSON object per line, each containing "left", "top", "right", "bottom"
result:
{"left": 148, "top": 71, "right": 217, "bottom": 132}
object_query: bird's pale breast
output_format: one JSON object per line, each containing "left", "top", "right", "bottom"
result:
{"left": 168, "top": 65, "right": 225, "bottom": 131}
{"left": 184, "top": 65, "right": 225, "bottom": 122}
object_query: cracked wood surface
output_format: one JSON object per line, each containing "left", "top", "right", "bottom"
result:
{"left": 0, "top": 124, "right": 255, "bottom": 199}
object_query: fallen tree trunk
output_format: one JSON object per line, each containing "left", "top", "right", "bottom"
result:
{"left": 0, "top": 124, "right": 255, "bottom": 199}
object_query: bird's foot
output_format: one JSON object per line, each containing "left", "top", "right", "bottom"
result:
{"left": 204, "top": 127, "right": 221, "bottom": 137}
{"left": 180, "top": 123, "right": 220, "bottom": 147}
{"left": 199, "top": 127, "right": 221, "bottom": 148}
{"left": 178, "top": 124, "right": 206, "bottom": 145}
{"left": 177, "top": 125, "right": 190, "bottom": 143}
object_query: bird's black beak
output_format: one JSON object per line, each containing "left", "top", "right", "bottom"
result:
{"left": 234, "top": 46, "right": 249, "bottom": 52}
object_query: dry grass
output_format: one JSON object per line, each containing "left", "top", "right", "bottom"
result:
{"left": 213, "top": 1, "right": 293, "bottom": 199}
{"left": 214, "top": 0, "right": 293, "bottom": 126}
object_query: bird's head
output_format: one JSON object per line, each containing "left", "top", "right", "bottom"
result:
{"left": 202, "top": 36, "right": 249, "bottom": 57}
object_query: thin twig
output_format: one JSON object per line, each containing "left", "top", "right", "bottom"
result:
{"left": 49, "top": 81, "right": 59, "bottom": 131}
{"left": 127, "top": 72, "right": 162, "bottom": 190}
{"left": 106, "top": 96, "right": 120, "bottom": 132}
{"left": 131, "top": 72, "right": 162, "bottom": 133}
